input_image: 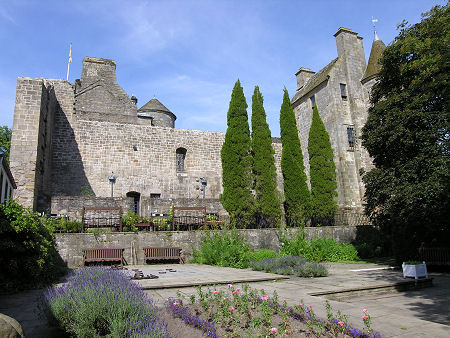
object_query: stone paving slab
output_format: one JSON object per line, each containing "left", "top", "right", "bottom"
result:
{"left": 127, "top": 264, "right": 289, "bottom": 289}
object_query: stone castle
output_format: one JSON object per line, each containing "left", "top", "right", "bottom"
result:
{"left": 9, "top": 27, "right": 385, "bottom": 220}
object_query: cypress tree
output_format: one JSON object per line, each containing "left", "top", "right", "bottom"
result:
{"left": 280, "top": 89, "right": 311, "bottom": 226}
{"left": 220, "top": 80, "right": 254, "bottom": 227}
{"left": 251, "top": 86, "right": 281, "bottom": 227}
{"left": 308, "top": 105, "right": 337, "bottom": 225}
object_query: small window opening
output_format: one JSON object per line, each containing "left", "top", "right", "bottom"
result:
{"left": 310, "top": 95, "right": 316, "bottom": 110}
{"left": 150, "top": 193, "right": 161, "bottom": 199}
{"left": 176, "top": 148, "right": 187, "bottom": 172}
{"left": 340, "top": 83, "right": 347, "bottom": 100}
{"left": 347, "top": 127, "right": 355, "bottom": 151}
{"left": 126, "top": 191, "right": 141, "bottom": 215}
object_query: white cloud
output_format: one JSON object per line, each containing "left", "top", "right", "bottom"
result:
{"left": 0, "top": 8, "right": 16, "bottom": 24}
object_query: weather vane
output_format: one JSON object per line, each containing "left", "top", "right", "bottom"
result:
{"left": 371, "top": 17, "right": 380, "bottom": 40}
{"left": 66, "top": 43, "right": 72, "bottom": 81}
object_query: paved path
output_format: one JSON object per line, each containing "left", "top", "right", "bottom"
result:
{"left": 1, "top": 263, "right": 449, "bottom": 337}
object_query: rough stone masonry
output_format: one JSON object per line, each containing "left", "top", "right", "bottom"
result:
{"left": 9, "top": 27, "right": 384, "bottom": 219}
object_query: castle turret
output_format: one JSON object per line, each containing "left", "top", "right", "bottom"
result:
{"left": 361, "top": 31, "right": 386, "bottom": 84}
{"left": 138, "top": 97, "right": 176, "bottom": 128}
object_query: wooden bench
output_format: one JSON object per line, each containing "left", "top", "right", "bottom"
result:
{"left": 143, "top": 247, "right": 182, "bottom": 263}
{"left": 83, "top": 248, "right": 124, "bottom": 265}
{"left": 419, "top": 247, "right": 450, "bottom": 266}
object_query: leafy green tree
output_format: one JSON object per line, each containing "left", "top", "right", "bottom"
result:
{"left": 251, "top": 86, "right": 281, "bottom": 227}
{"left": 308, "top": 105, "right": 337, "bottom": 225}
{"left": 220, "top": 80, "right": 254, "bottom": 227}
{"left": 0, "top": 125, "right": 11, "bottom": 163}
{"left": 280, "top": 89, "right": 311, "bottom": 226}
{"left": 361, "top": 4, "right": 450, "bottom": 262}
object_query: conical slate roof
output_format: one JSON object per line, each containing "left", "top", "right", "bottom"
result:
{"left": 361, "top": 32, "right": 386, "bottom": 84}
{"left": 138, "top": 97, "right": 172, "bottom": 113}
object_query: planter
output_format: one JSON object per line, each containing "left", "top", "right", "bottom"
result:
{"left": 402, "top": 261, "right": 428, "bottom": 279}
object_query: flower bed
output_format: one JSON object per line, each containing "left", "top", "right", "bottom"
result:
{"left": 43, "top": 267, "right": 169, "bottom": 337}
{"left": 166, "top": 284, "right": 381, "bottom": 337}
{"left": 249, "top": 255, "right": 328, "bottom": 277}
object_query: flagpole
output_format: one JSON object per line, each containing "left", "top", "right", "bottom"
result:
{"left": 66, "top": 43, "right": 72, "bottom": 81}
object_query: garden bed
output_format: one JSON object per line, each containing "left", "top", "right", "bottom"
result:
{"left": 166, "top": 284, "right": 381, "bottom": 337}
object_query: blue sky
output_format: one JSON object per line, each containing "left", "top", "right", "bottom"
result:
{"left": 0, "top": 0, "right": 445, "bottom": 137}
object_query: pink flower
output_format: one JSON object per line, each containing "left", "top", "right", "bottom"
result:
{"left": 263, "top": 294, "right": 269, "bottom": 300}
{"left": 228, "top": 284, "right": 232, "bottom": 288}
{"left": 173, "top": 302, "right": 179, "bottom": 306}
{"left": 236, "top": 288, "right": 241, "bottom": 292}
{"left": 298, "top": 304, "right": 303, "bottom": 307}
{"left": 232, "top": 290, "right": 238, "bottom": 294}
{"left": 362, "top": 315, "right": 369, "bottom": 320}
{"left": 362, "top": 309, "right": 368, "bottom": 313}
{"left": 338, "top": 321, "right": 345, "bottom": 326}
{"left": 229, "top": 306, "right": 235, "bottom": 311}
{"left": 214, "top": 291, "right": 220, "bottom": 294}
{"left": 309, "top": 305, "right": 313, "bottom": 309}
{"left": 270, "top": 327, "right": 277, "bottom": 334}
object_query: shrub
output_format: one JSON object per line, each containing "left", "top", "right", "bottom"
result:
{"left": 191, "top": 230, "right": 251, "bottom": 268}
{"left": 247, "top": 249, "right": 278, "bottom": 262}
{"left": 249, "top": 255, "right": 328, "bottom": 277}
{"left": 0, "top": 200, "right": 67, "bottom": 292}
{"left": 281, "top": 233, "right": 359, "bottom": 262}
{"left": 43, "top": 267, "right": 169, "bottom": 337}
{"left": 122, "top": 211, "right": 141, "bottom": 232}
{"left": 51, "top": 218, "right": 82, "bottom": 233}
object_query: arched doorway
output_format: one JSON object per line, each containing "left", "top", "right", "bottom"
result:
{"left": 126, "top": 191, "right": 140, "bottom": 215}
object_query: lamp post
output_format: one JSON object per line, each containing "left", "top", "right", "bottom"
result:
{"left": 200, "top": 178, "right": 207, "bottom": 199}
{"left": 108, "top": 172, "right": 116, "bottom": 197}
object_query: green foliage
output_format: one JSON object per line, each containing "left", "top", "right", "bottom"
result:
{"left": 0, "top": 200, "right": 67, "bottom": 292}
{"left": 249, "top": 255, "right": 328, "bottom": 278}
{"left": 251, "top": 86, "right": 282, "bottom": 227}
{"left": 280, "top": 89, "right": 311, "bottom": 226}
{"left": 80, "top": 186, "right": 94, "bottom": 196}
{"left": 280, "top": 232, "right": 359, "bottom": 262}
{"left": 308, "top": 105, "right": 337, "bottom": 225}
{"left": 122, "top": 211, "right": 140, "bottom": 232}
{"left": 191, "top": 230, "right": 250, "bottom": 268}
{"left": 0, "top": 125, "right": 11, "bottom": 163}
{"left": 361, "top": 4, "right": 450, "bottom": 263}
{"left": 220, "top": 80, "right": 254, "bottom": 227}
{"left": 51, "top": 218, "right": 82, "bottom": 233}
{"left": 247, "top": 248, "right": 278, "bottom": 262}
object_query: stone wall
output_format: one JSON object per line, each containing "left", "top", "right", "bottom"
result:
{"left": 55, "top": 226, "right": 367, "bottom": 267}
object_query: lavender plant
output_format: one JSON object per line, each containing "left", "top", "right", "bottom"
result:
{"left": 43, "top": 267, "right": 169, "bottom": 337}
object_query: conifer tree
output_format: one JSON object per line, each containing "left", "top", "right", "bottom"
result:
{"left": 220, "top": 80, "right": 254, "bottom": 227}
{"left": 308, "top": 105, "right": 337, "bottom": 225}
{"left": 280, "top": 89, "right": 311, "bottom": 226}
{"left": 251, "top": 86, "right": 281, "bottom": 227}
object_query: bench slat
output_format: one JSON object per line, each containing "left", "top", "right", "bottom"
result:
{"left": 143, "top": 247, "right": 181, "bottom": 263}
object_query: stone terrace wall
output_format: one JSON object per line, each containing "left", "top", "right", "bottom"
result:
{"left": 55, "top": 226, "right": 366, "bottom": 267}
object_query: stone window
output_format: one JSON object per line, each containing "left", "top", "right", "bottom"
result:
{"left": 150, "top": 193, "right": 161, "bottom": 199}
{"left": 310, "top": 95, "right": 316, "bottom": 110}
{"left": 340, "top": 83, "right": 347, "bottom": 100}
{"left": 347, "top": 126, "right": 355, "bottom": 151}
{"left": 176, "top": 148, "right": 187, "bottom": 172}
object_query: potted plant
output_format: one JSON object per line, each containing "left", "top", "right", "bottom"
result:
{"left": 402, "top": 261, "right": 428, "bottom": 279}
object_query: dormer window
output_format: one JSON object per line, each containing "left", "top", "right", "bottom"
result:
{"left": 340, "top": 83, "right": 347, "bottom": 100}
